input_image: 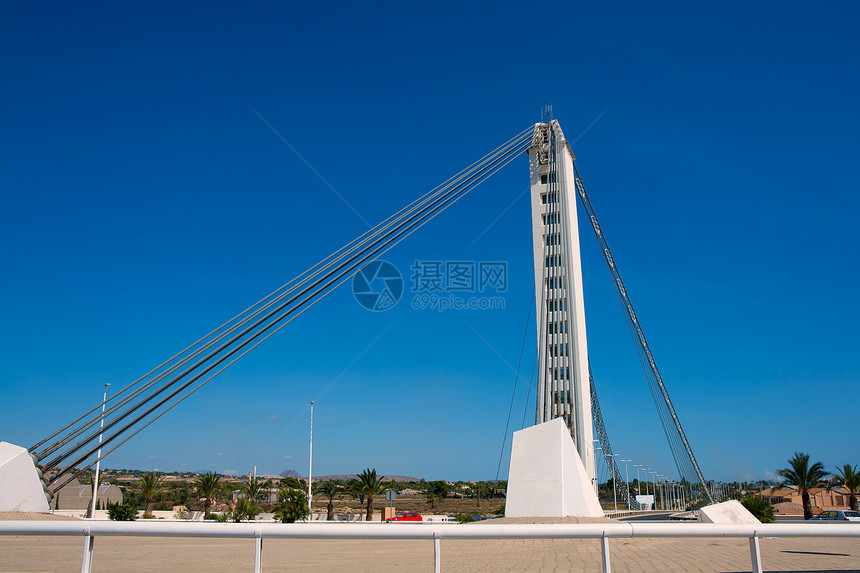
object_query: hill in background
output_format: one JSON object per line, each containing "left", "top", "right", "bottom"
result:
{"left": 280, "top": 470, "right": 419, "bottom": 483}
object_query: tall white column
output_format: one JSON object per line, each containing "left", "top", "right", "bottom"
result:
{"left": 527, "top": 121, "right": 595, "bottom": 483}
{"left": 90, "top": 383, "right": 110, "bottom": 518}
{"left": 308, "top": 401, "right": 314, "bottom": 515}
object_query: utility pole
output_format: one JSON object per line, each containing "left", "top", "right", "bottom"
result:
{"left": 89, "top": 383, "right": 110, "bottom": 518}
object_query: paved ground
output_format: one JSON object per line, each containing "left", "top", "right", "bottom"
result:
{"left": 0, "top": 513, "right": 79, "bottom": 522}
{"left": 1, "top": 516, "right": 858, "bottom": 572}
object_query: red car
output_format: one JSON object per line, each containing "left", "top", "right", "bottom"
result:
{"left": 386, "top": 512, "right": 423, "bottom": 522}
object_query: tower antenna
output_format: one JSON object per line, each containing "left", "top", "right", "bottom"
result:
{"left": 541, "top": 102, "right": 554, "bottom": 123}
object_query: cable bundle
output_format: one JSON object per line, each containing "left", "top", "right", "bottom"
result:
{"left": 33, "top": 125, "right": 538, "bottom": 493}
{"left": 573, "top": 161, "right": 714, "bottom": 506}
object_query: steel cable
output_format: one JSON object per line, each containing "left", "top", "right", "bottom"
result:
{"left": 37, "top": 126, "right": 537, "bottom": 461}
{"left": 43, "top": 127, "right": 536, "bottom": 483}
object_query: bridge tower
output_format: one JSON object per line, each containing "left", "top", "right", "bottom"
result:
{"left": 527, "top": 121, "right": 596, "bottom": 484}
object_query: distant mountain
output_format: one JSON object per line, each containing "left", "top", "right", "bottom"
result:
{"left": 279, "top": 471, "right": 420, "bottom": 483}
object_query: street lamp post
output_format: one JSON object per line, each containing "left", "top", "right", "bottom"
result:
{"left": 633, "top": 464, "right": 641, "bottom": 496}
{"left": 308, "top": 401, "right": 314, "bottom": 515}
{"left": 668, "top": 481, "right": 673, "bottom": 510}
{"left": 621, "top": 460, "right": 631, "bottom": 510}
{"left": 663, "top": 479, "right": 668, "bottom": 511}
{"left": 90, "top": 383, "right": 110, "bottom": 518}
{"left": 660, "top": 478, "right": 666, "bottom": 510}
{"left": 607, "top": 453, "right": 619, "bottom": 512}
{"left": 653, "top": 474, "right": 659, "bottom": 509}
{"left": 667, "top": 480, "right": 672, "bottom": 510}
{"left": 658, "top": 474, "right": 669, "bottom": 510}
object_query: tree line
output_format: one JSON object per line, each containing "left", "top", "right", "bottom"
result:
{"left": 107, "top": 467, "right": 508, "bottom": 522}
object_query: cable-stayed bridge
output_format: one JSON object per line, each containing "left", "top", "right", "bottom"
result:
{"left": 5, "top": 118, "right": 714, "bottom": 510}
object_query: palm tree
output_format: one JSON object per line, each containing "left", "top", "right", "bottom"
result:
{"left": 472, "top": 481, "right": 492, "bottom": 509}
{"left": 241, "top": 476, "right": 271, "bottom": 505}
{"left": 314, "top": 480, "right": 340, "bottom": 521}
{"left": 777, "top": 452, "right": 828, "bottom": 519}
{"left": 233, "top": 498, "right": 260, "bottom": 522}
{"left": 273, "top": 487, "right": 310, "bottom": 523}
{"left": 833, "top": 464, "right": 859, "bottom": 511}
{"left": 138, "top": 472, "right": 164, "bottom": 518}
{"left": 196, "top": 472, "right": 221, "bottom": 516}
{"left": 355, "top": 468, "right": 385, "bottom": 521}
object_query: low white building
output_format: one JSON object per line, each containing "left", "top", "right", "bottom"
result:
{"left": 54, "top": 478, "right": 123, "bottom": 510}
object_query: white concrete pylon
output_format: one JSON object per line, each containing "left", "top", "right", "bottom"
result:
{"left": 505, "top": 418, "right": 603, "bottom": 518}
{"left": 0, "top": 442, "right": 49, "bottom": 512}
{"left": 528, "top": 121, "right": 595, "bottom": 484}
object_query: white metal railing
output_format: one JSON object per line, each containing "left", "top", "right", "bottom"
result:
{"left": 1, "top": 520, "right": 858, "bottom": 573}
{"left": 602, "top": 509, "right": 678, "bottom": 519}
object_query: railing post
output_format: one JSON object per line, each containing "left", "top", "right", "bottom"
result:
{"left": 749, "top": 535, "right": 762, "bottom": 573}
{"left": 601, "top": 533, "right": 611, "bottom": 573}
{"left": 254, "top": 530, "right": 263, "bottom": 573}
{"left": 80, "top": 528, "right": 94, "bottom": 573}
{"left": 433, "top": 530, "right": 441, "bottom": 573}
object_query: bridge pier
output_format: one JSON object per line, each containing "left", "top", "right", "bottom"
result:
{"left": 0, "top": 442, "right": 50, "bottom": 512}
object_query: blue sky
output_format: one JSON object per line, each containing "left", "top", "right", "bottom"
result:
{"left": 2, "top": 1, "right": 858, "bottom": 484}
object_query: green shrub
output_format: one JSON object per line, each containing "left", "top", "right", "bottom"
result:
{"left": 455, "top": 513, "right": 475, "bottom": 523}
{"left": 107, "top": 502, "right": 138, "bottom": 521}
{"left": 204, "top": 513, "right": 222, "bottom": 520}
{"left": 273, "top": 488, "right": 310, "bottom": 523}
{"left": 233, "top": 498, "right": 261, "bottom": 522}
{"left": 741, "top": 497, "right": 775, "bottom": 523}
{"left": 492, "top": 504, "right": 505, "bottom": 516}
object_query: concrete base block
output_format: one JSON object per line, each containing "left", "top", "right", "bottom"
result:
{"left": 0, "top": 442, "right": 49, "bottom": 512}
{"left": 505, "top": 418, "right": 603, "bottom": 518}
{"left": 698, "top": 500, "right": 760, "bottom": 524}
